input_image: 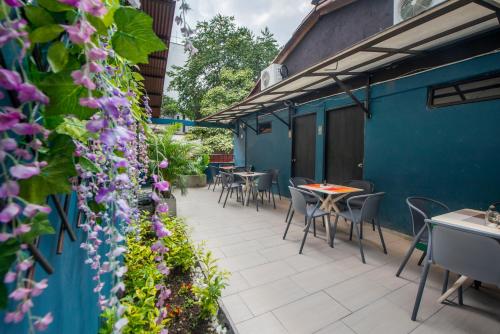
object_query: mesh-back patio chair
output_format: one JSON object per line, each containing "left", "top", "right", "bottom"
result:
{"left": 284, "top": 186, "right": 330, "bottom": 254}
{"left": 285, "top": 177, "right": 318, "bottom": 223}
{"left": 396, "top": 197, "right": 449, "bottom": 277}
{"left": 338, "top": 180, "right": 375, "bottom": 237}
{"left": 218, "top": 172, "right": 243, "bottom": 208}
{"left": 207, "top": 165, "right": 222, "bottom": 191}
{"left": 411, "top": 218, "right": 500, "bottom": 321}
{"left": 252, "top": 172, "right": 275, "bottom": 211}
{"left": 331, "top": 192, "right": 386, "bottom": 263}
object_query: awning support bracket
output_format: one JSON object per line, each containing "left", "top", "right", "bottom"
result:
{"left": 239, "top": 118, "right": 257, "bottom": 134}
{"left": 269, "top": 110, "right": 290, "bottom": 129}
{"left": 329, "top": 73, "right": 371, "bottom": 118}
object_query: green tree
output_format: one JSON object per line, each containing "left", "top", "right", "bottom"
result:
{"left": 168, "top": 15, "right": 279, "bottom": 119}
{"left": 160, "top": 96, "right": 181, "bottom": 117}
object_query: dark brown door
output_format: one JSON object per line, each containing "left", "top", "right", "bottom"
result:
{"left": 292, "top": 114, "right": 316, "bottom": 179}
{"left": 325, "top": 106, "right": 365, "bottom": 184}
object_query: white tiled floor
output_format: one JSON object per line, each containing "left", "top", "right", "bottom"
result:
{"left": 177, "top": 188, "right": 500, "bottom": 334}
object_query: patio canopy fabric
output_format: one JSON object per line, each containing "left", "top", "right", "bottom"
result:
{"left": 199, "top": 0, "right": 500, "bottom": 124}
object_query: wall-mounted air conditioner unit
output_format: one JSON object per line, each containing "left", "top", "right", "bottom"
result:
{"left": 260, "top": 63, "right": 283, "bottom": 91}
{"left": 394, "top": 0, "right": 446, "bottom": 24}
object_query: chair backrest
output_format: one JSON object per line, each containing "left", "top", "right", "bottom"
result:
{"left": 407, "top": 197, "right": 449, "bottom": 239}
{"left": 342, "top": 179, "right": 374, "bottom": 201}
{"left": 428, "top": 219, "right": 500, "bottom": 287}
{"left": 220, "top": 172, "right": 234, "bottom": 187}
{"left": 257, "top": 173, "right": 273, "bottom": 191}
{"left": 208, "top": 165, "right": 219, "bottom": 178}
{"left": 290, "top": 177, "right": 315, "bottom": 187}
{"left": 349, "top": 192, "right": 384, "bottom": 223}
{"left": 288, "top": 186, "right": 311, "bottom": 216}
{"left": 266, "top": 169, "right": 279, "bottom": 182}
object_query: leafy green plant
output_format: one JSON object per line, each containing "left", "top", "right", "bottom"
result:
{"left": 162, "top": 216, "right": 196, "bottom": 272}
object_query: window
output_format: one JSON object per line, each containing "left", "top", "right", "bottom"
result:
{"left": 428, "top": 73, "right": 500, "bottom": 107}
{"left": 257, "top": 121, "right": 272, "bottom": 134}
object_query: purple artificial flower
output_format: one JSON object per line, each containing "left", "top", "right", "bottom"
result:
{"left": 0, "top": 180, "right": 19, "bottom": 198}
{"left": 115, "top": 265, "right": 127, "bottom": 277}
{"left": 99, "top": 129, "right": 116, "bottom": 147}
{"left": 0, "top": 202, "right": 21, "bottom": 223}
{"left": 153, "top": 220, "right": 172, "bottom": 238}
{"left": 114, "top": 317, "right": 129, "bottom": 332}
{"left": 9, "top": 287, "right": 31, "bottom": 301}
{"left": 3, "top": 271, "right": 16, "bottom": 283}
{"left": 0, "top": 108, "right": 23, "bottom": 131}
{"left": 99, "top": 96, "right": 129, "bottom": 118}
{"left": 0, "top": 68, "right": 22, "bottom": 90}
{"left": 13, "top": 224, "right": 31, "bottom": 236}
{"left": 62, "top": 21, "right": 96, "bottom": 45}
{"left": 80, "top": 0, "right": 107, "bottom": 17}
{"left": 88, "top": 62, "right": 103, "bottom": 73}
{"left": 86, "top": 118, "right": 107, "bottom": 132}
{"left": 157, "top": 262, "right": 170, "bottom": 276}
{"left": 0, "top": 232, "right": 12, "bottom": 242}
{"left": 4, "top": 311, "right": 24, "bottom": 324}
{"left": 79, "top": 97, "right": 100, "bottom": 108}
{"left": 1, "top": 138, "right": 17, "bottom": 151}
{"left": 71, "top": 70, "right": 96, "bottom": 90}
{"left": 112, "top": 246, "right": 127, "bottom": 257}
{"left": 16, "top": 259, "right": 33, "bottom": 271}
{"left": 115, "top": 174, "right": 130, "bottom": 184}
{"left": 28, "top": 139, "right": 42, "bottom": 150}
{"left": 31, "top": 279, "right": 48, "bottom": 297}
{"left": 156, "top": 203, "right": 168, "bottom": 213}
{"left": 95, "top": 187, "right": 113, "bottom": 203}
{"left": 114, "top": 126, "right": 134, "bottom": 143}
{"left": 88, "top": 48, "right": 108, "bottom": 61}
{"left": 5, "top": 0, "right": 23, "bottom": 7}
{"left": 12, "top": 122, "right": 43, "bottom": 135}
{"left": 9, "top": 164, "right": 41, "bottom": 179}
{"left": 14, "top": 148, "right": 33, "bottom": 160}
{"left": 58, "top": 0, "right": 80, "bottom": 6}
{"left": 159, "top": 159, "right": 168, "bottom": 169}
{"left": 21, "top": 299, "right": 33, "bottom": 313}
{"left": 154, "top": 180, "right": 170, "bottom": 192}
{"left": 114, "top": 158, "right": 128, "bottom": 168}
{"left": 23, "top": 204, "right": 51, "bottom": 218}
{"left": 151, "top": 191, "right": 160, "bottom": 203}
{"left": 17, "top": 83, "right": 49, "bottom": 104}
{"left": 33, "top": 312, "right": 53, "bottom": 331}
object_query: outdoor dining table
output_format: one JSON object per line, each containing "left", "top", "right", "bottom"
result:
{"left": 298, "top": 183, "right": 363, "bottom": 241}
{"left": 233, "top": 171, "right": 266, "bottom": 206}
{"left": 431, "top": 208, "right": 500, "bottom": 303}
{"left": 219, "top": 165, "right": 236, "bottom": 172}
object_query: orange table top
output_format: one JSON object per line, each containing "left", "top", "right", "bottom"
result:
{"left": 299, "top": 183, "right": 363, "bottom": 195}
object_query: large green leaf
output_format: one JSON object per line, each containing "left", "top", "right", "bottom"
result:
{"left": 29, "top": 24, "right": 64, "bottom": 44}
{"left": 19, "top": 134, "right": 76, "bottom": 204}
{"left": 111, "top": 7, "right": 166, "bottom": 64}
{"left": 20, "top": 214, "right": 56, "bottom": 244}
{"left": 24, "top": 6, "right": 55, "bottom": 27}
{"left": 38, "top": 0, "right": 73, "bottom": 12}
{"left": 38, "top": 71, "right": 96, "bottom": 120}
{"left": 0, "top": 240, "right": 19, "bottom": 309}
{"left": 55, "top": 116, "right": 89, "bottom": 141}
{"left": 47, "top": 41, "right": 68, "bottom": 73}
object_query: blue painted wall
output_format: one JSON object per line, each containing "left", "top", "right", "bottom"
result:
{"left": 235, "top": 51, "right": 500, "bottom": 234}
{"left": 0, "top": 193, "right": 107, "bottom": 334}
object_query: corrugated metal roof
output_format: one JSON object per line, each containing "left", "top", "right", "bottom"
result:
{"left": 200, "top": 0, "right": 500, "bottom": 123}
{"left": 139, "top": 0, "right": 176, "bottom": 117}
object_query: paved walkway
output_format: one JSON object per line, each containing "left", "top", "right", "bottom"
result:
{"left": 177, "top": 187, "right": 500, "bottom": 334}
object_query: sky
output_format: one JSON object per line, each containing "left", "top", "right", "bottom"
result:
{"left": 171, "top": 0, "right": 315, "bottom": 46}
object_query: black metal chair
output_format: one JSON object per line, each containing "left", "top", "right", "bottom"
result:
{"left": 285, "top": 177, "right": 317, "bottom": 223}
{"left": 252, "top": 172, "right": 275, "bottom": 211}
{"left": 284, "top": 186, "right": 330, "bottom": 254}
{"left": 396, "top": 197, "right": 449, "bottom": 277}
{"left": 265, "top": 169, "right": 281, "bottom": 200}
{"left": 218, "top": 172, "right": 243, "bottom": 208}
{"left": 331, "top": 192, "right": 386, "bottom": 263}
{"left": 207, "top": 165, "right": 222, "bottom": 191}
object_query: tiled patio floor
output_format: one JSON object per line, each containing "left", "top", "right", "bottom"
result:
{"left": 176, "top": 187, "right": 500, "bottom": 334}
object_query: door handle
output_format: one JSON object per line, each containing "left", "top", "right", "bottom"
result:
{"left": 292, "top": 159, "right": 297, "bottom": 163}
{"left": 358, "top": 163, "right": 364, "bottom": 168}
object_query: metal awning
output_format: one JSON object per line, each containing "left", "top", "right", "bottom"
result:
{"left": 199, "top": 0, "right": 500, "bottom": 123}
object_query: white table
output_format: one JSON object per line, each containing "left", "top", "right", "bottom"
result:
{"left": 219, "top": 165, "right": 236, "bottom": 172}
{"left": 432, "top": 209, "right": 500, "bottom": 303}
{"left": 298, "top": 183, "right": 363, "bottom": 241}
{"left": 233, "top": 172, "right": 266, "bottom": 206}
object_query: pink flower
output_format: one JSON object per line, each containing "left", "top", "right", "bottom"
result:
{"left": 3, "top": 271, "right": 16, "bottom": 283}
{"left": 0, "top": 108, "right": 23, "bottom": 131}
{"left": 59, "top": 0, "right": 80, "bottom": 6}
{"left": 17, "top": 83, "right": 49, "bottom": 104}
{"left": 5, "top": 0, "right": 23, "bottom": 7}
{"left": 114, "top": 317, "right": 129, "bottom": 332}
{"left": 13, "top": 224, "right": 31, "bottom": 236}
{"left": 0, "top": 180, "right": 19, "bottom": 198}
{"left": 0, "top": 202, "right": 21, "bottom": 223}
{"left": 79, "top": 97, "right": 100, "bottom": 108}
{"left": 34, "top": 312, "right": 53, "bottom": 331}
{"left": 16, "top": 259, "right": 33, "bottom": 271}
{"left": 80, "top": 0, "right": 107, "bottom": 17}
{"left": 4, "top": 311, "right": 24, "bottom": 323}
{"left": 88, "top": 62, "right": 103, "bottom": 73}
{"left": 156, "top": 203, "right": 169, "bottom": 213}
{"left": 71, "top": 70, "right": 96, "bottom": 90}
{"left": 24, "top": 204, "right": 51, "bottom": 217}
{"left": 0, "top": 232, "right": 12, "bottom": 242}
{"left": 10, "top": 164, "right": 41, "bottom": 179}
{"left": 12, "top": 122, "right": 43, "bottom": 135}
{"left": 1, "top": 138, "right": 17, "bottom": 151}
{"left": 0, "top": 68, "right": 22, "bottom": 89}
{"left": 31, "top": 279, "right": 48, "bottom": 297}
{"left": 112, "top": 246, "right": 126, "bottom": 257}
{"left": 159, "top": 160, "right": 169, "bottom": 169}
{"left": 88, "top": 48, "right": 108, "bottom": 61}
{"left": 62, "top": 20, "right": 95, "bottom": 44}
{"left": 14, "top": 148, "right": 32, "bottom": 160}
{"left": 154, "top": 181, "right": 170, "bottom": 192}
{"left": 21, "top": 299, "right": 33, "bottom": 313}
{"left": 9, "top": 287, "right": 31, "bottom": 300}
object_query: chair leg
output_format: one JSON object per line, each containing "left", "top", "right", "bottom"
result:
{"left": 417, "top": 251, "right": 426, "bottom": 266}
{"left": 458, "top": 285, "right": 464, "bottom": 306}
{"left": 299, "top": 217, "right": 313, "bottom": 254}
{"left": 272, "top": 192, "right": 276, "bottom": 209}
{"left": 349, "top": 221, "right": 354, "bottom": 241}
{"left": 353, "top": 222, "right": 366, "bottom": 263}
{"left": 396, "top": 239, "right": 420, "bottom": 277}
{"left": 360, "top": 221, "right": 363, "bottom": 239}
{"left": 277, "top": 182, "right": 281, "bottom": 200}
{"left": 218, "top": 187, "right": 225, "bottom": 203}
{"left": 313, "top": 218, "right": 317, "bottom": 237}
{"left": 283, "top": 210, "right": 294, "bottom": 240}
{"left": 442, "top": 270, "right": 450, "bottom": 294}
{"left": 285, "top": 201, "right": 292, "bottom": 222}
{"left": 256, "top": 192, "right": 259, "bottom": 212}
{"left": 223, "top": 188, "right": 231, "bottom": 208}
{"left": 331, "top": 215, "right": 339, "bottom": 248}
{"left": 412, "top": 258, "right": 431, "bottom": 321}
{"left": 372, "top": 218, "right": 375, "bottom": 231}
{"left": 376, "top": 219, "right": 387, "bottom": 254}
{"left": 230, "top": 187, "right": 234, "bottom": 198}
